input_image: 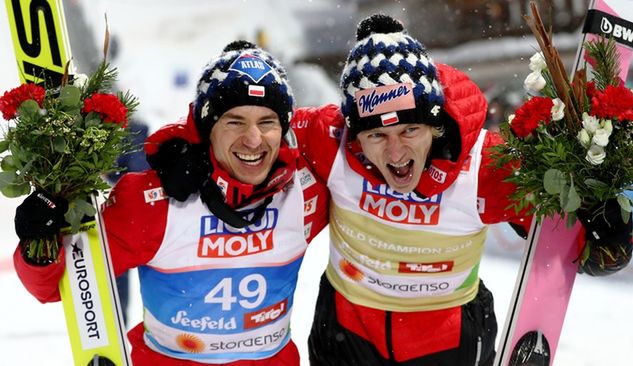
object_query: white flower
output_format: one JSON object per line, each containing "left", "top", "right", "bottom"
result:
{"left": 585, "top": 144, "right": 606, "bottom": 165}
{"left": 592, "top": 128, "right": 611, "bottom": 147}
{"left": 577, "top": 129, "right": 591, "bottom": 147}
{"left": 551, "top": 98, "right": 565, "bottom": 121}
{"left": 524, "top": 71, "right": 547, "bottom": 92}
{"left": 508, "top": 114, "right": 515, "bottom": 124}
{"left": 529, "top": 52, "right": 547, "bottom": 72}
{"left": 581, "top": 112, "right": 600, "bottom": 133}
{"left": 72, "top": 73, "right": 89, "bottom": 88}
{"left": 601, "top": 119, "right": 613, "bottom": 134}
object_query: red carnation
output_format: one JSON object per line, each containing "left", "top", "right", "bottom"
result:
{"left": 0, "top": 83, "right": 46, "bottom": 120}
{"left": 82, "top": 93, "right": 128, "bottom": 127}
{"left": 510, "top": 96, "right": 554, "bottom": 138}
{"left": 590, "top": 85, "right": 633, "bottom": 122}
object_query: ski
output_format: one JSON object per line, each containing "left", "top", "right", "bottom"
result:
{"left": 495, "top": 1, "right": 633, "bottom": 365}
{"left": 4, "top": 1, "right": 130, "bottom": 365}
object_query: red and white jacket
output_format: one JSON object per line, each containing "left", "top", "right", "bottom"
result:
{"left": 290, "top": 64, "right": 531, "bottom": 361}
{"left": 14, "top": 110, "right": 329, "bottom": 366}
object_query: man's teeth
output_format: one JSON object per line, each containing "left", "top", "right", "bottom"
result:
{"left": 236, "top": 153, "right": 264, "bottom": 165}
{"left": 388, "top": 160, "right": 411, "bottom": 168}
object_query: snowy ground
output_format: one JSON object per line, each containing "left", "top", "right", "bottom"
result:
{"left": 1, "top": 1, "right": 633, "bottom": 365}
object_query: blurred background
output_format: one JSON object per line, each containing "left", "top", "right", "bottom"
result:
{"left": 1, "top": 1, "right": 633, "bottom": 365}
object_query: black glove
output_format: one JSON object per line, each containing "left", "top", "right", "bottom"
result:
{"left": 146, "top": 138, "right": 209, "bottom": 201}
{"left": 577, "top": 199, "right": 632, "bottom": 248}
{"left": 577, "top": 199, "right": 633, "bottom": 276}
{"left": 14, "top": 189, "right": 68, "bottom": 241}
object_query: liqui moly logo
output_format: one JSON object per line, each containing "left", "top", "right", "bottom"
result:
{"left": 244, "top": 298, "right": 288, "bottom": 329}
{"left": 198, "top": 209, "right": 278, "bottom": 258}
{"left": 355, "top": 83, "right": 415, "bottom": 118}
{"left": 228, "top": 53, "right": 273, "bottom": 83}
{"left": 359, "top": 180, "right": 441, "bottom": 224}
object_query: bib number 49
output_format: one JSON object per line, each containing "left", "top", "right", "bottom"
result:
{"left": 205, "top": 274, "right": 267, "bottom": 311}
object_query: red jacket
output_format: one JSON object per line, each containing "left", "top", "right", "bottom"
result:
{"left": 290, "top": 64, "right": 531, "bottom": 362}
{"left": 13, "top": 110, "right": 330, "bottom": 366}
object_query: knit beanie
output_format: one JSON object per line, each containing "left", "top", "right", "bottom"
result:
{"left": 340, "top": 14, "right": 445, "bottom": 138}
{"left": 193, "top": 41, "right": 294, "bottom": 139}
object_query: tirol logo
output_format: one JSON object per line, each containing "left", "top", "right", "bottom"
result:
{"left": 584, "top": 10, "right": 633, "bottom": 48}
{"left": 198, "top": 209, "right": 278, "bottom": 258}
{"left": 244, "top": 298, "right": 288, "bottom": 329}
{"left": 355, "top": 83, "right": 415, "bottom": 118}
{"left": 399, "top": 261, "right": 454, "bottom": 273}
{"left": 360, "top": 181, "right": 441, "bottom": 224}
{"left": 229, "top": 53, "right": 274, "bottom": 83}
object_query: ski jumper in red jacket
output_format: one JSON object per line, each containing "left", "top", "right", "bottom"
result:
{"left": 291, "top": 15, "right": 530, "bottom": 366}
{"left": 13, "top": 41, "right": 329, "bottom": 366}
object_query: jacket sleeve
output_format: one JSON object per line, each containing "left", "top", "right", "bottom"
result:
{"left": 13, "top": 246, "right": 66, "bottom": 303}
{"left": 12, "top": 172, "right": 168, "bottom": 303}
{"left": 291, "top": 104, "right": 344, "bottom": 183}
{"left": 102, "top": 171, "right": 169, "bottom": 275}
{"left": 478, "top": 131, "right": 532, "bottom": 235}
{"left": 296, "top": 156, "right": 330, "bottom": 243}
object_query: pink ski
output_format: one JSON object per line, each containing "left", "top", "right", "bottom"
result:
{"left": 495, "top": 1, "right": 633, "bottom": 365}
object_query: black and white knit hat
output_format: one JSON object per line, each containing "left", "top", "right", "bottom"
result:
{"left": 193, "top": 41, "right": 294, "bottom": 139}
{"left": 340, "top": 15, "right": 445, "bottom": 138}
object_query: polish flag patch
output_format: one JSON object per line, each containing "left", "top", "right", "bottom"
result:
{"left": 248, "top": 85, "right": 265, "bottom": 97}
{"left": 380, "top": 112, "right": 399, "bottom": 126}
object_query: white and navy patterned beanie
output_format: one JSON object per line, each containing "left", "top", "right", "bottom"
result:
{"left": 340, "top": 15, "right": 445, "bottom": 138}
{"left": 193, "top": 40, "right": 294, "bottom": 139}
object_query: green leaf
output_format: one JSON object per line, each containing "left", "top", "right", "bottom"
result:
{"left": 75, "top": 198, "right": 96, "bottom": 217}
{"left": 617, "top": 195, "right": 632, "bottom": 224}
{"left": 617, "top": 195, "right": 632, "bottom": 212}
{"left": 0, "top": 140, "right": 9, "bottom": 153}
{"left": 58, "top": 85, "right": 81, "bottom": 107}
{"left": 543, "top": 169, "right": 567, "bottom": 195}
{"left": 0, "top": 171, "right": 17, "bottom": 189}
{"left": 584, "top": 179, "right": 609, "bottom": 190}
{"left": 1, "top": 155, "right": 16, "bottom": 172}
{"left": 64, "top": 206, "right": 82, "bottom": 233}
{"left": 52, "top": 136, "right": 66, "bottom": 153}
{"left": 17, "top": 99, "right": 40, "bottom": 117}
{"left": 560, "top": 182, "right": 581, "bottom": 213}
{"left": 0, "top": 181, "right": 30, "bottom": 198}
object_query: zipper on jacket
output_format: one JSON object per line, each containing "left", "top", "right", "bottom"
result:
{"left": 474, "top": 335, "right": 482, "bottom": 366}
{"left": 386, "top": 311, "right": 396, "bottom": 362}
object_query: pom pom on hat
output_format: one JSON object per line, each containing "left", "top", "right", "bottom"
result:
{"left": 193, "top": 40, "right": 294, "bottom": 139}
{"left": 340, "top": 14, "right": 445, "bottom": 138}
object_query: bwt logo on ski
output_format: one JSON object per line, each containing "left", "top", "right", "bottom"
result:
{"left": 584, "top": 10, "right": 633, "bottom": 48}
{"left": 244, "top": 298, "right": 288, "bottom": 329}
{"left": 600, "top": 17, "right": 633, "bottom": 43}
{"left": 229, "top": 53, "right": 274, "bottom": 83}
{"left": 198, "top": 209, "right": 278, "bottom": 258}
{"left": 360, "top": 181, "right": 441, "bottom": 224}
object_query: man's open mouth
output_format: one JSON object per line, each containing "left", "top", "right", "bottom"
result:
{"left": 235, "top": 152, "right": 265, "bottom": 166}
{"left": 387, "top": 159, "right": 414, "bottom": 178}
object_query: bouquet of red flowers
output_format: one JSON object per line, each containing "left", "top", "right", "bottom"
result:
{"left": 494, "top": 3, "right": 633, "bottom": 275}
{"left": 0, "top": 62, "right": 137, "bottom": 263}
